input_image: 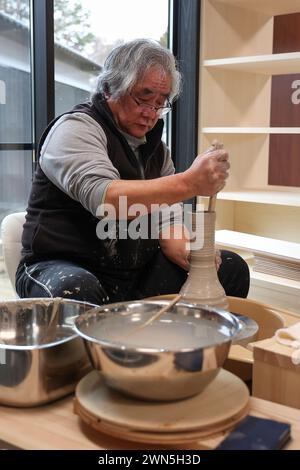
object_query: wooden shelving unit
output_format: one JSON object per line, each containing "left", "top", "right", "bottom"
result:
{"left": 204, "top": 51, "right": 300, "bottom": 74}
{"left": 203, "top": 127, "right": 300, "bottom": 134}
{"left": 218, "top": 190, "right": 300, "bottom": 207}
{"left": 215, "top": 0, "right": 300, "bottom": 16}
{"left": 199, "top": 0, "right": 300, "bottom": 313}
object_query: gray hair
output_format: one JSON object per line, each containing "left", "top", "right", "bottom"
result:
{"left": 93, "top": 38, "right": 182, "bottom": 103}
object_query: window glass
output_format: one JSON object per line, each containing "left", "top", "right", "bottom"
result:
{"left": 0, "top": 0, "right": 31, "bottom": 297}
{"left": 54, "top": 0, "right": 169, "bottom": 115}
{"left": 0, "top": 0, "right": 170, "bottom": 297}
{"left": 0, "top": 0, "right": 32, "bottom": 218}
{"left": 0, "top": 150, "right": 32, "bottom": 212}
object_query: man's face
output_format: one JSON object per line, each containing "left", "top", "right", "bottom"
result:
{"left": 107, "top": 67, "right": 172, "bottom": 138}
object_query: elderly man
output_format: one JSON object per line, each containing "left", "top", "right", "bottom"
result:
{"left": 16, "top": 39, "right": 249, "bottom": 304}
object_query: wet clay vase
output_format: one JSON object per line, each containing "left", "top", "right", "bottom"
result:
{"left": 180, "top": 211, "right": 229, "bottom": 309}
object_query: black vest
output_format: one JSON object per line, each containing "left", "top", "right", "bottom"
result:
{"left": 20, "top": 97, "right": 164, "bottom": 274}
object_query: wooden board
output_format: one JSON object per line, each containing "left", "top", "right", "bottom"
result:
{"left": 1, "top": 393, "right": 300, "bottom": 449}
{"left": 269, "top": 13, "right": 300, "bottom": 187}
{"left": 253, "top": 337, "right": 300, "bottom": 371}
{"left": 74, "top": 401, "right": 248, "bottom": 445}
{"left": 74, "top": 369, "right": 249, "bottom": 444}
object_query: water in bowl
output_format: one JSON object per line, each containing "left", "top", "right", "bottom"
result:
{"left": 89, "top": 312, "right": 233, "bottom": 350}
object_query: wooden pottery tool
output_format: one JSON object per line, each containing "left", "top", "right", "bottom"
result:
{"left": 207, "top": 140, "right": 224, "bottom": 213}
{"left": 128, "top": 293, "right": 182, "bottom": 335}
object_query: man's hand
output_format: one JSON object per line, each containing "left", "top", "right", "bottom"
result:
{"left": 159, "top": 224, "right": 222, "bottom": 272}
{"left": 183, "top": 148, "right": 230, "bottom": 197}
{"left": 159, "top": 225, "right": 190, "bottom": 271}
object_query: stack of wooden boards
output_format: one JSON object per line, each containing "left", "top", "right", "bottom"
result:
{"left": 215, "top": 230, "right": 300, "bottom": 282}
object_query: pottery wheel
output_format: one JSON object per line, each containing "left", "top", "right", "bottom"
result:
{"left": 74, "top": 369, "right": 250, "bottom": 444}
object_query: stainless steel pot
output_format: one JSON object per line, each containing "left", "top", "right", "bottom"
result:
{"left": 74, "top": 300, "right": 244, "bottom": 401}
{"left": 0, "top": 298, "right": 96, "bottom": 406}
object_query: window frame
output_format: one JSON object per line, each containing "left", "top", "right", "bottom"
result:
{"left": 170, "top": 0, "right": 201, "bottom": 176}
{"left": 30, "top": 0, "right": 55, "bottom": 166}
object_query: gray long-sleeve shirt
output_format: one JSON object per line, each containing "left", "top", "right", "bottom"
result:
{"left": 40, "top": 112, "right": 182, "bottom": 227}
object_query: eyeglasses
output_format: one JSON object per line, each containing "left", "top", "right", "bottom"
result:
{"left": 129, "top": 93, "right": 172, "bottom": 117}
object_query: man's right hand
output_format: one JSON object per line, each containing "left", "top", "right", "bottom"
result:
{"left": 183, "top": 148, "right": 230, "bottom": 197}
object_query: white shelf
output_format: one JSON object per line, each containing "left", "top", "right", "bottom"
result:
{"left": 218, "top": 190, "right": 300, "bottom": 207}
{"left": 215, "top": 0, "right": 300, "bottom": 16}
{"left": 204, "top": 52, "right": 300, "bottom": 75}
{"left": 215, "top": 230, "right": 300, "bottom": 262}
{"left": 202, "top": 127, "right": 300, "bottom": 134}
{"left": 250, "top": 268, "right": 300, "bottom": 289}
{"left": 249, "top": 269, "right": 300, "bottom": 314}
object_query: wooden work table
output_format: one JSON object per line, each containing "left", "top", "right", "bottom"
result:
{"left": 0, "top": 299, "right": 299, "bottom": 450}
{"left": 0, "top": 394, "right": 300, "bottom": 450}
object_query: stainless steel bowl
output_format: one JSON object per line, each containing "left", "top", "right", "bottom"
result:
{"left": 74, "top": 300, "right": 242, "bottom": 401}
{"left": 0, "top": 298, "right": 97, "bottom": 406}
